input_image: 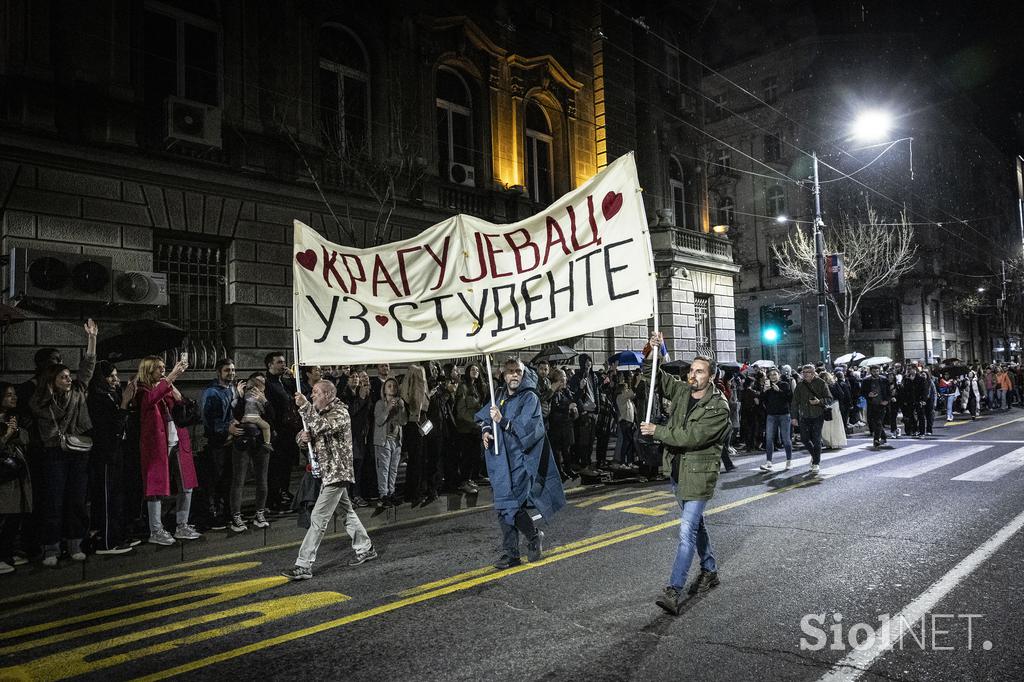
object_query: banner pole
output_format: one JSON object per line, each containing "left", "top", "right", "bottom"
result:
{"left": 292, "top": 233, "right": 316, "bottom": 465}
{"left": 644, "top": 297, "right": 661, "bottom": 423}
{"left": 484, "top": 353, "right": 499, "bottom": 456}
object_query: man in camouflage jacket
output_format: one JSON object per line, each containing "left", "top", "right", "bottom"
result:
{"left": 282, "top": 380, "right": 376, "bottom": 580}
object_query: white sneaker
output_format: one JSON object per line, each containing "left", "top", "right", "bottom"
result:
{"left": 758, "top": 463, "right": 775, "bottom": 472}
{"left": 148, "top": 529, "right": 176, "bottom": 546}
{"left": 784, "top": 460, "right": 792, "bottom": 470}
{"left": 174, "top": 524, "right": 202, "bottom": 540}
{"left": 70, "top": 551, "right": 87, "bottom": 562}
{"left": 42, "top": 555, "right": 58, "bottom": 567}
{"left": 809, "top": 464, "right": 820, "bottom": 475}
{"left": 252, "top": 510, "right": 270, "bottom": 529}
{"left": 0, "top": 561, "right": 13, "bottom": 574}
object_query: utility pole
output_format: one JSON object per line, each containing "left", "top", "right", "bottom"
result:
{"left": 812, "top": 152, "right": 830, "bottom": 366}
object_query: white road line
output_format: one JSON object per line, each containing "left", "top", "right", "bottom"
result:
{"left": 878, "top": 445, "right": 989, "bottom": 478}
{"left": 819, "top": 443, "right": 938, "bottom": 477}
{"left": 951, "top": 447, "right": 1024, "bottom": 482}
{"left": 744, "top": 442, "right": 873, "bottom": 471}
{"left": 817, "top": 506, "right": 1024, "bottom": 682}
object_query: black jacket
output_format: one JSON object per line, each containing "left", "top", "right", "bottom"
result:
{"left": 86, "top": 389, "right": 129, "bottom": 464}
{"left": 760, "top": 380, "right": 793, "bottom": 415}
{"left": 862, "top": 375, "right": 892, "bottom": 405}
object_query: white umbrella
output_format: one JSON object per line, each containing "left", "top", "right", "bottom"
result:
{"left": 834, "top": 352, "right": 865, "bottom": 365}
{"left": 751, "top": 359, "right": 776, "bottom": 368}
{"left": 860, "top": 356, "right": 893, "bottom": 367}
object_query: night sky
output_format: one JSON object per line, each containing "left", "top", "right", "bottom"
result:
{"left": 697, "top": 0, "right": 1024, "bottom": 156}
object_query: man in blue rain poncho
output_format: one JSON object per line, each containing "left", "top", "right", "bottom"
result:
{"left": 475, "top": 357, "right": 566, "bottom": 569}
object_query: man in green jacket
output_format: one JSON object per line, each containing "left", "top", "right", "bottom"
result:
{"left": 791, "top": 364, "right": 832, "bottom": 476}
{"left": 640, "top": 332, "right": 730, "bottom": 616}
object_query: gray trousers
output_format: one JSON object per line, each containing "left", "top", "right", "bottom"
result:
{"left": 296, "top": 482, "right": 372, "bottom": 569}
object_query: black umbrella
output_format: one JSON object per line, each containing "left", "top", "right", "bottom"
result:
{"left": 97, "top": 320, "right": 186, "bottom": 363}
{"left": 662, "top": 359, "right": 691, "bottom": 375}
{"left": 531, "top": 345, "right": 578, "bottom": 364}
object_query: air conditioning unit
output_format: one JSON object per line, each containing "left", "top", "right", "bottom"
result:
{"left": 448, "top": 161, "right": 476, "bottom": 187}
{"left": 8, "top": 248, "right": 113, "bottom": 303}
{"left": 111, "top": 270, "right": 169, "bottom": 306}
{"left": 165, "top": 96, "right": 222, "bottom": 148}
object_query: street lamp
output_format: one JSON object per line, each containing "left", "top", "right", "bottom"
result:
{"left": 852, "top": 110, "right": 893, "bottom": 141}
{"left": 807, "top": 110, "right": 913, "bottom": 366}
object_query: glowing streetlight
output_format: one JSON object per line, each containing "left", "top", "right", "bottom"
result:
{"left": 775, "top": 215, "right": 788, "bottom": 224}
{"left": 852, "top": 110, "right": 893, "bottom": 141}
{"left": 978, "top": 287, "right": 986, "bottom": 293}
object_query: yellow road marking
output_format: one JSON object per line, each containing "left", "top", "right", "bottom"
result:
{"left": 0, "top": 562, "right": 261, "bottom": 618}
{"left": 598, "top": 492, "right": 673, "bottom": 511}
{"left": 1, "top": 485, "right": 601, "bottom": 607}
{"left": 138, "top": 477, "right": 819, "bottom": 681}
{"left": 951, "top": 415, "right": 1024, "bottom": 441}
{"left": 575, "top": 489, "right": 649, "bottom": 508}
{"left": 619, "top": 506, "right": 673, "bottom": 517}
{"left": 398, "top": 524, "right": 646, "bottom": 597}
{"left": 0, "top": 592, "right": 347, "bottom": 681}
{"left": 0, "top": 577, "right": 293, "bottom": 654}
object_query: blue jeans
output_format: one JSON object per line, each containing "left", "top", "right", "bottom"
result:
{"left": 669, "top": 494, "right": 716, "bottom": 589}
{"left": 765, "top": 414, "right": 793, "bottom": 462}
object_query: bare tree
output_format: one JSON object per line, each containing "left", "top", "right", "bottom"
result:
{"left": 771, "top": 203, "right": 918, "bottom": 352}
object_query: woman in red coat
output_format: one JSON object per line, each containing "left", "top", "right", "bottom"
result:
{"left": 134, "top": 355, "right": 201, "bottom": 545}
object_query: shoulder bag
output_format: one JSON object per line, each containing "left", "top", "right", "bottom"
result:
{"left": 49, "top": 405, "right": 93, "bottom": 454}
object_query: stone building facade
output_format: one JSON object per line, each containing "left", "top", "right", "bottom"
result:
{"left": 0, "top": 0, "right": 736, "bottom": 385}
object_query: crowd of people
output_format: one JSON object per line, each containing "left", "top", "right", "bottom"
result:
{"left": 728, "top": 360, "right": 1020, "bottom": 470}
{"left": 1, "top": 316, "right": 1019, "bottom": 577}
{"left": 0, "top": 327, "right": 658, "bottom": 575}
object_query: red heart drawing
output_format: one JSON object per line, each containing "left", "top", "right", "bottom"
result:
{"left": 375, "top": 314, "right": 389, "bottom": 326}
{"left": 295, "top": 249, "right": 317, "bottom": 271}
{"left": 602, "top": 191, "right": 623, "bottom": 221}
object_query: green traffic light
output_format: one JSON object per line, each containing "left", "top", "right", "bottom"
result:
{"left": 762, "top": 327, "right": 780, "bottom": 343}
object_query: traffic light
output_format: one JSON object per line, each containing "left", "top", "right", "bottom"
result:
{"left": 778, "top": 307, "right": 794, "bottom": 334}
{"left": 761, "top": 306, "right": 782, "bottom": 344}
{"left": 761, "top": 306, "right": 794, "bottom": 344}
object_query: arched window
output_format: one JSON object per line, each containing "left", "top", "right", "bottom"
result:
{"left": 319, "top": 24, "right": 370, "bottom": 152}
{"left": 436, "top": 66, "right": 474, "bottom": 185}
{"left": 669, "top": 156, "right": 686, "bottom": 228}
{"left": 766, "top": 185, "right": 785, "bottom": 217}
{"left": 524, "top": 100, "right": 553, "bottom": 205}
{"left": 717, "top": 196, "right": 734, "bottom": 226}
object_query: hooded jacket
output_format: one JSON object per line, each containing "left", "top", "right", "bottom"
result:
{"left": 475, "top": 367, "right": 566, "bottom": 525}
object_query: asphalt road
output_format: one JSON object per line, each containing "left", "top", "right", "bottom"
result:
{"left": 2, "top": 411, "right": 1024, "bottom": 681}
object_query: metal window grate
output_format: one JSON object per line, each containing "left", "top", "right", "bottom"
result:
{"left": 155, "top": 238, "right": 228, "bottom": 371}
{"left": 694, "top": 294, "right": 714, "bottom": 358}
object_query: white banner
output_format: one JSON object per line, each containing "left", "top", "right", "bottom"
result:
{"left": 292, "top": 153, "right": 655, "bottom": 365}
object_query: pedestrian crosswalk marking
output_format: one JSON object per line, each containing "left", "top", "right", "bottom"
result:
{"left": 951, "top": 447, "right": 1024, "bottom": 481}
{"left": 879, "top": 445, "right": 989, "bottom": 478}
{"left": 743, "top": 441, "right": 874, "bottom": 471}
{"left": 819, "top": 443, "right": 938, "bottom": 477}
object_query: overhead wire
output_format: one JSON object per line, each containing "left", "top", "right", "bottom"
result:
{"left": 595, "top": 0, "right": 1006, "bottom": 250}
